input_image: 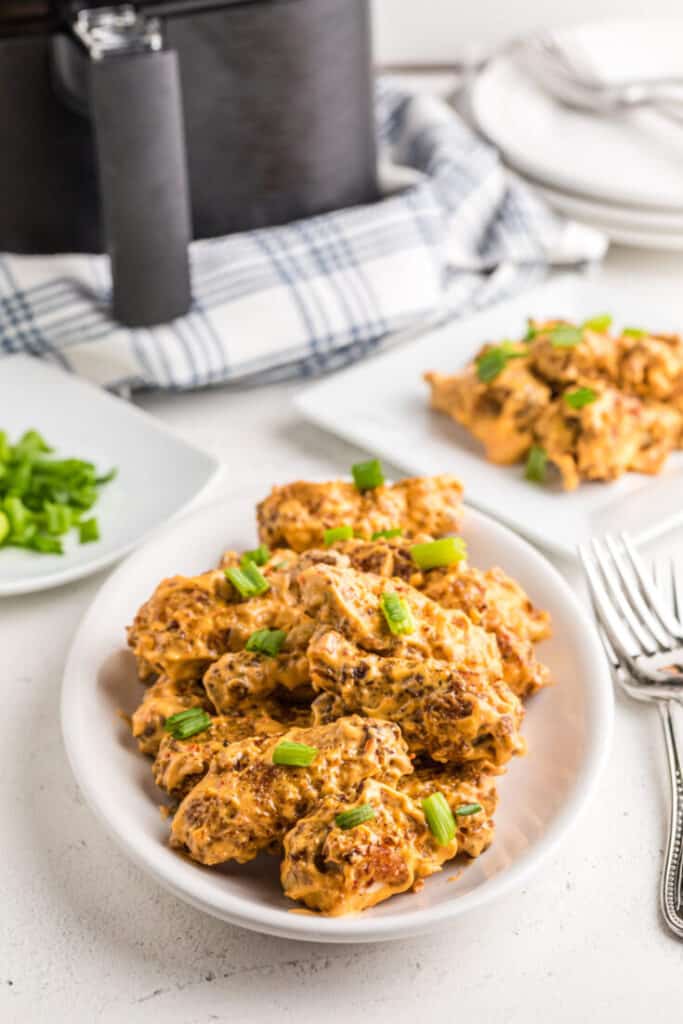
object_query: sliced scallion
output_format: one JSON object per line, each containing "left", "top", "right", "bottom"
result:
{"left": 380, "top": 590, "right": 415, "bottom": 636}
{"left": 225, "top": 562, "right": 270, "bottom": 598}
{"left": 323, "top": 525, "right": 354, "bottom": 546}
{"left": 525, "top": 445, "right": 548, "bottom": 484}
{"left": 351, "top": 458, "right": 385, "bottom": 491}
{"left": 582, "top": 314, "right": 612, "bottom": 332}
{"left": 549, "top": 324, "right": 583, "bottom": 348}
{"left": 241, "top": 543, "right": 270, "bottom": 567}
{"left": 335, "top": 804, "right": 375, "bottom": 830}
{"left": 410, "top": 537, "right": 467, "bottom": 570}
{"left": 272, "top": 740, "right": 318, "bottom": 767}
{"left": 455, "top": 803, "right": 482, "bottom": 817}
{"left": 164, "top": 707, "right": 212, "bottom": 740}
{"left": 564, "top": 386, "right": 598, "bottom": 410}
{"left": 422, "top": 792, "right": 456, "bottom": 846}
{"left": 371, "top": 528, "right": 403, "bottom": 541}
{"left": 245, "top": 628, "right": 287, "bottom": 657}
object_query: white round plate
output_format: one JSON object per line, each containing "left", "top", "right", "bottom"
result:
{"left": 533, "top": 184, "right": 683, "bottom": 251}
{"left": 471, "top": 23, "right": 683, "bottom": 211}
{"left": 61, "top": 493, "right": 613, "bottom": 942}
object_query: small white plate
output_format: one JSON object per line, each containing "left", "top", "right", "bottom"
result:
{"left": 295, "top": 275, "right": 683, "bottom": 559}
{"left": 0, "top": 355, "right": 219, "bottom": 596}
{"left": 61, "top": 490, "right": 612, "bottom": 942}
{"left": 471, "top": 25, "right": 683, "bottom": 211}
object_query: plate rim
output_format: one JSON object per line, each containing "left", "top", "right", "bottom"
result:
{"left": 61, "top": 494, "right": 614, "bottom": 943}
{"left": 0, "top": 355, "right": 221, "bottom": 597}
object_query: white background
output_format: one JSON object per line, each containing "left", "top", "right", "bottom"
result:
{"left": 372, "top": 0, "right": 683, "bottom": 62}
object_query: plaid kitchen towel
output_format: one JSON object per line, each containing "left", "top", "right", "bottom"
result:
{"left": 0, "top": 80, "right": 606, "bottom": 393}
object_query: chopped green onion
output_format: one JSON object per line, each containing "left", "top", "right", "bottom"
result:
{"left": 525, "top": 445, "right": 548, "bottom": 484}
{"left": 0, "top": 432, "right": 10, "bottom": 463}
{"left": 29, "top": 534, "right": 63, "bottom": 555}
{"left": 422, "top": 792, "right": 456, "bottom": 846}
{"left": 380, "top": 590, "right": 415, "bottom": 636}
{"left": 79, "top": 517, "right": 100, "bottom": 544}
{"left": 0, "top": 510, "right": 8, "bottom": 545}
{"left": 476, "top": 342, "right": 526, "bottom": 383}
{"left": 351, "top": 458, "right": 385, "bottom": 491}
{"left": 522, "top": 320, "right": 537, "bottom": 342}
{"left": 241, "top": 543, "right": 270, "bottom": 567}
{"left": 455, "top": 803, "right": 482, "bottom": 817}
{"left": 410, "top": 537, "right": 467, "bottom": 570}
{"left": 582, "top": 314, "right": 612, "bottom": 332}
{"left": 323, "top": 525, "right": 354, "bottom": 546}
{"left": 272, "top": 740, "right": 318, "bottom": 767}
{"left": 245, "top": 628, "right": 287, "bottom": 657}
{"left": 525, "top": 445, "right": 548, "bottom": 483}
{"left": 225, "top": 562, "right": 270, "bottom": 598}
{"left": 564, "top": 386, "right": 598, "bottom": 410}
{"left": 95, "top": 467, "right": 117, "bottom": 485}
{"left": 549, "top": 324, "right": 583, "bottom": 348}
{"left": 622, "top": 326, "right": 647, "bottom": 338}
{"left": 335, "top": 804, "right": 376, "bottom": 830}
{"left": 371, "top": 527, "right": 403, "bottom": 541}
{"left": 4, "top": 495, "right": 29, "bottom": 535}
{"left": 164, "top": 707, "right": 212, "bottom": 740}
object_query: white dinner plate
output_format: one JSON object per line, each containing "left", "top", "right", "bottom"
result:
{"left": 295, "top": 275, "right": 683, "bottom": 559}
{"left": 0, "top": 355, "right": 219, "bottom": 595}
{"left": 61, "top": 488, "right": 612, "bottom": 943}
{"left": 533, "top": 184, "right": 683, "bottom": 251}
{"left": 470, "top": 25, "right": 683, "bottom": 211}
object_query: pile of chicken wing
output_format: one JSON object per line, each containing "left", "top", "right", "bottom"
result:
{"left": 126, "top": 473, "right": 552, "bottom": 915}
{"left": 426, "top": 319, "right": 683, "bottom": 490}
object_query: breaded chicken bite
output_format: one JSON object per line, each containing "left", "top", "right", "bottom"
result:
{"left": 398, "top": 761, "right": 498, "bottom": 858}
{"left": 256, "top": 475, "right": 463, "bottom": 552}
{"left": 170, "top": 716, "right": 412, "bottom": 865}
{"left": 128, "top": 558, "right": 305, "bottom": 683}
{"left": 528, "top": 322, "right": 619, "bottom": 386}
{"left": 535, "top": 385, "right": 680, "bottom": 490}
{"left": 618, "top": 331, "right": 683, "bottom": 405}
{"left": 281, "top": 778, "right": 458, "bottom": 915}
{"left": 153, "top": 702, "right": 312, "bottom": 798}
{"left": 131, "top": 676, "right": 213, "bottom": 756}
{"left": 308, "top": 629, "right": 525, "bottom": 766}
{"left": 426, "top": 357, "right": 550, "bottom": 464}
{"left": 297, "top": 563, "right": 502, "bottom": 671}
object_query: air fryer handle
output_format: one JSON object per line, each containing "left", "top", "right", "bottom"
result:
{"left": 89, "top": 50, "right": 192, "bottom": 327}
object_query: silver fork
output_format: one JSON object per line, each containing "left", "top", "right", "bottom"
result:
{"left": 579, "top": 533, "right": 683, "bottom": 685}
{"left": 581, "top": 545, "right": 683, "bottom": 938}
{"left": 518, "top": 30, "right": 683, "bottom": 123}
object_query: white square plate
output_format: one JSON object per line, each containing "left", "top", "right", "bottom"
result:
{"left": 295, "top": 275, "right": 683, "bottom": 558}
{"left": 0, "top": 355, "right": 219, "bottom": 595}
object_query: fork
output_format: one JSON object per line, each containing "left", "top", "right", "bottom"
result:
{"left": 579, "top": 533, "right": 683, "bottom": 686}
{"left": 518, "top": 30, "right": 683, "bottom": 123}
{"left": 580, "top": 542, "right": 683, "bottom": 938}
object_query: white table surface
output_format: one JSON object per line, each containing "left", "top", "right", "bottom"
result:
{"left": 3, "top": 246, "right": 683, "bottom": 1024}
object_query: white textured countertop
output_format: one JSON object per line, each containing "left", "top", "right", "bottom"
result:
{"left": 3, "top": 247, "right": 683, "bottom": 1023}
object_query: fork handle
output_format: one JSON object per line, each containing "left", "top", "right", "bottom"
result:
{"left": 658, "top": 700, "right": 683, "bottom": 938}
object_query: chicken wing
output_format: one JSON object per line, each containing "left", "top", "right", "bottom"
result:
{"left": 256, "top": 475, "right": 463, "bottom": 552}
{"left": 281, "top": 778, "right": 458, "bottom": 915}
{"left": 308, "top": 628, "right": 524, "bottom": 766}
{"left": 170, "top": 716, "right": 412, "bottom": 865}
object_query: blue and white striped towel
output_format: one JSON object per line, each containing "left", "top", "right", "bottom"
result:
{"left": 0, "top": 80, "right": 606, "bottom": 393}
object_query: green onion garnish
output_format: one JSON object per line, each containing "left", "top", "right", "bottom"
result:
{"left": 410, "top": 537, "right": 467, "bottom": 570}
{"left": 241, "top": 543, "right": 270, "bottom": 567}
{"left": 476, "top": 342, "right": 525, "bottom": 383}
{"left": 582, "top": 314, "right": 612, "bottom": 332}
{"left": 549, "top": 324, "right": 583, "bottom": 348}
{"left": 564, "top": 386, "right": 598, "bottom": 410}
{"left": 78, "top": 517, "right": 100, "bottom": 544}
{"left": 422, "top": 792, "right": 456, "bottom": 846}
{"left": 522, "top": 320, "right": 537, "bottom": 342}
{"left": 335, "top": 804, "right": 376, "bottom": 830}
{"left": 351, "top": 458, "right": 385, "bottom": 492}
{"left": 0, "top": 429, "right": 115, "bottom": 555}
{"left": 323, "top": 525, "right": 354, "bottom": 546}
{"left": 164, "top": 707, "right": 212, "bottom": 740}
{"left": 525, "top": 445, "right": 548, "bottom": 484}
{"left": 225, "top": 562, "right": 270, "bottom": 598}
{"left": 272, "top": 740, "right": 318, "bottom": 767}
{"left": 380, "top": 590, "right": 415, "bottom": 636}
{"left": 622, "top": 326, "right": 647, "bottom": 338}
{"left": 245, "top": 628, "right": 287, "bottom": 657}
{"left": 455, "top": 803, "right": 482, "bottom": 816}
{"left": 371, "top": 527, "right": 403, "bottom": 541}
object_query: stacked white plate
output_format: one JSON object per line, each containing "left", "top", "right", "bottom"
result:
{"left": 470, "top": 20, "right": 683, "bottom": 249}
